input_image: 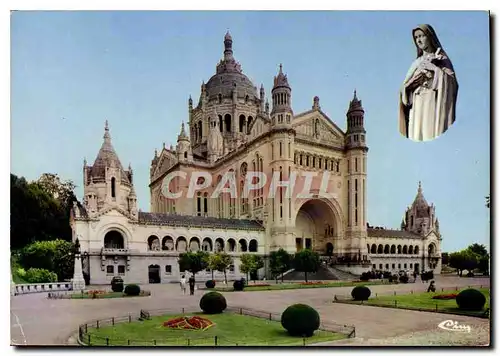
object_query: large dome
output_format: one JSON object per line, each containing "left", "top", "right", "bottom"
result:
{"left": 205, "top": 32, "right": 258, "bottom": 101}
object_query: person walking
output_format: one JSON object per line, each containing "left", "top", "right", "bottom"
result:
{"left": 188, "top": 276, "right": 195, "bottom": 295}
{"left": 179, "top": 274, "right": 187, "bottom": 295}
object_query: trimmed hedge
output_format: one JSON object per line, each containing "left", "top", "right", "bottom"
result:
{"left": 200, "top": 291, "right": 227, "bottom": 314}
{"left": 124, "top": 284, "right": 141, "bottom": 296}
{"left": 351, "top": 285, "right": 371, "bottom": 301}
{"left": 205, "top": 280, "right": 215, "bottom": 289}
{"left": 456, "top": 288, "right": 486, "bottom": 311}
{"left": 111, "top": 276, "right": 124, "bottom": 292}
{"left": 233, "top": 279, "right": 245, "bottom": 291}
{"left": 281, "top": 304, "right": 320, "bottom": 337}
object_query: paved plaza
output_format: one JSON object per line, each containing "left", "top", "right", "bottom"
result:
{"left": 10, "top": 275, "right": 490, "bottom": 346}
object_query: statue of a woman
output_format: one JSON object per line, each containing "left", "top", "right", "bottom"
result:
{"left": 399, "top": 24, "right": 458, "bottom": 142}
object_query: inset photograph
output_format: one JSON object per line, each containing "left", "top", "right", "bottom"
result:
{"left": 399, "top": 24, "right": 459, "bottom": 142}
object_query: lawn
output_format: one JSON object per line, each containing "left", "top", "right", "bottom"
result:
{"left": 83, "top": 312, "right": 346, "bottom": 346}
{"left": 69, "top": 291, "right": 151, "bottom": 299}
{"left": 338, "top": 288, "right": 490, "bottom": 317}
{"left": 212, "top": 280, "right": 386, "bottom": 292}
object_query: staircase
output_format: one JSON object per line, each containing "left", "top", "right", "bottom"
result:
{"left": 326, "top": 265, "right": 359, "bottom": 281}
{"left": 282, "top": 265, "right": 339, "bottom": 281}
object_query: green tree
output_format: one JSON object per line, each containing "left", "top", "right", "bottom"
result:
{"left": 207, "top": 253, "right": 233, "bottom": 284}
{"left": 250, "top": 255, "right": 264, "bottom": 282}
{"left": 11, "top": 173, "right": 76, "bottom": 249}
{"left": 449, "top": 249, "right": 480, "bottom": 276}
{"left": 467, "top": 243, "right": 488, "bottom": 257}
{"left": 18, "top": 239, "right": 75, "bottom": 281}
{"left": 293, "top": 249, "right": 321, "bottom": 283}
{"left": 178, "top": 251, "right": 209, "bottom": 282}
{"left": 269, "top": 248, "right": 292, "bottom": 283}
{"left": 239, "top": 253, "right": 254, "bottom": 282}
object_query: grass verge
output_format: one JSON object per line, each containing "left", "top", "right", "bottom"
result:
{"left": 82, "top": 312, "right": 346, "bottom": 346}
{"left": 211, "top": 280, "right": 386, "bottom": 292}
{"left": 334, "top": 287, "right": 490, "bottom": 318}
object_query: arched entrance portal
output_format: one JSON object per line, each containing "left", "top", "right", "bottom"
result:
{"left": 294, "top": 199, "right": 339, "bottom": 254}
{"left": 148, "top": 264, "right": 161, "bottom": 284}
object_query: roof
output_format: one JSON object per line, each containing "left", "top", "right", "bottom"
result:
{"left": 138, "top": 212, "right": 265, "bottom": 231}
{"left": 89, "top": 121, "right": 131, "bottom": 185}
{"left": 367, "top": 227, "right": 423, "bottom": 239}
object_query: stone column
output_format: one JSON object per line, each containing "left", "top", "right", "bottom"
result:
{"left": 72, "top": 253, "right": 86, "bottom": 291}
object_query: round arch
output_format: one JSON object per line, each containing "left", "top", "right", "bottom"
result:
{"left": 215, "top": 238, "right": 225, "bottom": 252}
{"left": 293, "top": 198, "right": 344, "bottom": 253}
{"left": 249, "top": 239, "right": 258, "bottom": 252}
{"left": 98, "top": 224, "right": 132, "bottom": 250}
{"left": 104, "top": 230, "right": 125, "bottom": 249}
{"left": 227, "top": 238, "right": 236, "bottom": 252}
{"left": 238, "top": 239, "right": 248, "bottom": 252}
{"left": 202, "top": 238, "right": 213, "bottom": 252}
{"left": 147, "top": 235, "right": 160, "bottom": 251}
{"left": 176, "top": 236, "right": 188, "bottom": 252}
{"left": 189, "top": 237, "right": 201, "bottom": 252}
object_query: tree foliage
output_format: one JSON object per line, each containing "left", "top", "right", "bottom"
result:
{"left": 207, "top": 253, "right": 233, "bottom": 284}
{"left": 239, "top": 254, "right": 264, "bottom": 282}
{"left": 18, "top": 239, "right": 75, "bottom": 281}
{"left": 448, "top": 244, "right": 489, "bottom": 276}
{"left": 11, "top": 173, "right": 76, "bottom": 249}
{"left": 293, "top": 249, "right": 321, "bottom": 283}
{"left": 178, "top": 251, "right": 209, "bottom": 281}
{"left": 269, "top": 248, "right": 292, "bottom": 282}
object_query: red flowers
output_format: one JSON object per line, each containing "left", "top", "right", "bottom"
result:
{"left": 248, "top": 283, "right": 271, "bottom": 287}
{"left": 432, "top": 294, "right": 458, "bottom": 300}
{"left": 163, "top": 316, "right": 214, "bottom": 330}
{"left": 299, "top": 281, "right": 324, "bottom": 285}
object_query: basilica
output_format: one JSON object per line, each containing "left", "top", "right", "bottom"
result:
{"left": 70, "top": 32, "right": 442, "bottom": 285}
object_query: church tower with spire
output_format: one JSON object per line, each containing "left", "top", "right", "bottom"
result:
{"left": 344, "top": 90, "right": 369, "bottom": 258}
{"left": 268, "top": 64, "right": 296, "bottom": 251}
{"left": 83, "top": 120, "right": 136, "bottom": 218}
{"left": 402, "top": 181, "right": 438, "bottom": 236}
{"left": 176, "top": 122, "right": 193, "bottom": 163}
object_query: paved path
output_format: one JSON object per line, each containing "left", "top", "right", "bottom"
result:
{"left": 10, "top": 276, "right": 490, "bottom": 346}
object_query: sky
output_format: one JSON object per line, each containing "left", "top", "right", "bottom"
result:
{"left": 10, "top": 11, "right": 490, "bottom": 253}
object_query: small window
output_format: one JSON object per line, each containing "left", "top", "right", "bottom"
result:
{"left": 106, "top": 265, "right": 114, "bottom": 275}
{"left": 165, "top": 265, "right": 172, "bottom": 274}
{"left": 372, "top": 264, "right": 376, "bottom": 269}
{"left": 410, "top": 263, "right": 413, "bottom": 269}
{"left": 385, "top": 264, "right": 389, "bottom": 269}
{"left": 392, "top": 264, "right": 395, "bottom": 269}
{"left": 229, "top": 264, "right": 235, "bottom": 272}
{"left": 378, "top": 264, "right": 382, "bottom": 269}
{"left": 118, "top": 265, "right": 125, "bottom": 275}
{"left": 404, "top": 263, "right": 407, "bottom": 269}
{"left": 398, "top": 263, "right": 401, "bottom": 269}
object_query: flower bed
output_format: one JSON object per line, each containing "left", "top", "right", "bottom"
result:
{"left": 247, "top": 283, "right": 272, "bottom": 287}
{"left": 299, "top": 281, "right": 324, "bottom": 285}
{"left": 432, "top": 293, "right": 458, "bottom": 300}
{"left": 163, "top": 316, "right": 214, "bottom": 331}
{"left": 87, "top": 290, "right": 107, "bottom": 298}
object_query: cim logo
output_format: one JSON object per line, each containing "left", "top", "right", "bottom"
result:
{"left": 438, "top": 320, "right": 471, "bottom": 333}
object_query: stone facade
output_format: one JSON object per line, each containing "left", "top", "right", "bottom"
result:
{"left": 71, "top": 32, "right": 442, "bottom": 285}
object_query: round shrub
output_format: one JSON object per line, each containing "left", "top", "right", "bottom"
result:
{"left": 124, "top": 284, "right": 141, "bottom": 296}
{"left": 24, "top": 268, "right": 58, "bottom": 283}
{"left": 399, "top": 275, "right": 409, "bottom": 284}
{"left": 205, "top": 280, "right": 216, "bottom": 289}
{"left": 233, "top": 279, "right": 245, "bottom": 291}
{"left": 281, "top": 304, "right": 320, "bottom": 337}
{"left": 351, "top": 285, "right": 371, "bottom": 301}
{"left": 200, "top": 291, "right": 227, "bottom": 314}
{"left": 456, "top": 289, "right": 486, "bottom": 311}
{"left": 111, "top": 276, "right": 124, "bottom": 292}
{"left": 466, "top": 271, "right": 475, "bottom": 278}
